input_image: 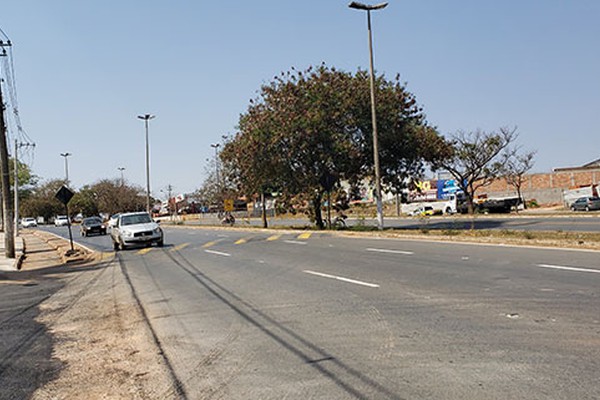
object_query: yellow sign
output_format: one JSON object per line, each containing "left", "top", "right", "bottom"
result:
{"left": 415, "top": 180, "right": 431, "bottom": 191}
{"left": 224, "top": 199, "right": 234, "bottom": 212}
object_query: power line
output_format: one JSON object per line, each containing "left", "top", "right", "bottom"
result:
{"left": 0, "top": 31, "right": 34, "bottom": 150}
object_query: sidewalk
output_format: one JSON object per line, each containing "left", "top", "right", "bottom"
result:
{"left": 0, "top": 229, "right": 94, "bottom": 274}
{"left": 0, "top": 232, "right": 24, "bottom": 271}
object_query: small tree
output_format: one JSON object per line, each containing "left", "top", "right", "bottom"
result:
{"left": 431, "top": 127, "right": 517, "bottom": 214}
{"left": 502, "top": 149, "right": 536, "bottom": 211}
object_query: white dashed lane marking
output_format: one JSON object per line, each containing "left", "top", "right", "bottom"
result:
{"left": 366, "top": 248, "right": 414, "bottom": 255}
{"left": 284, "top": 240, "right": 307, "bottom": 245}
{"left": 205, "top": 249, "right": 231, "bottom": 257}
{"left": 536, "top": 264, "right": 600, "bottom": 274}
{"left": 303, "top": 270, "right": 380, "bottom": 288}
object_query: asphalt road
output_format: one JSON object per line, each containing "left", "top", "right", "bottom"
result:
{"left": 183, "top": 213, "right": 600, "bottom": 232}
{"left": 42, "top": 225, "right": 600, "bottom": 399}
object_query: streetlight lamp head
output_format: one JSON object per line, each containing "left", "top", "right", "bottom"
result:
{"left": 348, "top": 1, "right": 388, "bottom": 10}
{"left": 137, "top": 114, "right": 155, "bottom": 121}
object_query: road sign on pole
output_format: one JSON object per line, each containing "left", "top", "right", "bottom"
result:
{"left": 55, "top": 186, "right": 76, "bottom": 254}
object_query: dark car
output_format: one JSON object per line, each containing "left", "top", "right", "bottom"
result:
{"left": 80, "top": 217, "right": 107, "bottom": 237}
{"left": 570, "top": 196, "right": 600, "bottom": 211}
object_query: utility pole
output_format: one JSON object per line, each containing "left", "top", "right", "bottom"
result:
{"left": 0, "top": 40, "right": 15, "bottom": 257}
{"left": 14, "top": 139, "right": 35, "bottom": 236}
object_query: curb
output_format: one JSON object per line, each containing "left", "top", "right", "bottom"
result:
{"left": 15, "top": 236, "right": 25, "bottom": 270}
{"left": 32, "top": 231, "right": 96, "bottom": 265}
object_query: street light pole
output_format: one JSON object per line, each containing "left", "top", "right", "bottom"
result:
{"left": 137, "top": 114, "right": 155, "bottom": 214}
{"left": 60, "top": 152, "right": 72, "bottom": 186}
{"left": 211, "top": 142, "right": 220, "bottom": 189}
{"left": 349, "top": 1, "right": 388, "bottom": 230}
{"left": 117, "top": 167, "right": 125, "bottom": 186}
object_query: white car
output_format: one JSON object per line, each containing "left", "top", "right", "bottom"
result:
{"left": 110, "top": 212, "right": 163, "bottom": 250}
{"left": 21, "top": 217, "right": 38, "bottom": 228}
{"left": 54, "top": 215, "right": 70, "bottom": 227}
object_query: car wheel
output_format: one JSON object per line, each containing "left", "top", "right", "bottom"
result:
{"left": 585, "top": 205, "right": 590, "bottom": 212}
{"left": 571, "top": 206, "right": 576, "bottom": 211}
{"left": 157, "top": 239, "right": 164, "bottom": 247}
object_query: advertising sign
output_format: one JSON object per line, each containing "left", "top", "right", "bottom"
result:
{"left": 437, "top": 179, "right": 462, "bottom": 200}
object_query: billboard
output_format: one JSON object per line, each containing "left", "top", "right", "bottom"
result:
{"left": 437, "top": 179, "right": 463, "bottom": 200}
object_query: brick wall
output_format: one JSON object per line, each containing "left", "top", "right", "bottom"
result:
{"left": 477, "top": 168, "right": 600, "bottom": 205}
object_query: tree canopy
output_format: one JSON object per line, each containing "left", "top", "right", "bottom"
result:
{"left": 221, "top": 64, "right": 442, "bottom": 228}
{"left": 20, "top": 178, "right": 147, "bottom": 221}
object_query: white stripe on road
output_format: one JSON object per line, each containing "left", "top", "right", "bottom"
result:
{"left": 366, "top": 248, "right": 414, "bottom": 255}
{"left": 303, "top": 270, "right": 379, "bottom": 288}
{"left": 284, "top": 240, "right": 307, "bottom": 245}
{"left": 536, "top": 264, "right": 600, "bottom": 274}
{"left": 204, "top": 249, "right": 231, "bottom": 257}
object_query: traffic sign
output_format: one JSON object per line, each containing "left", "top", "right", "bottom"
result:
{"left": 55, "top": 186, "right": 74, "bottom": 205}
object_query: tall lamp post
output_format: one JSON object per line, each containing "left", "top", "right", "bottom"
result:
{"left": 117, "top": 167, "right": 126, "bottom": 186}
{"left": 137, "top": 114, "right": 155, "bottom": 213}
{"left": 349, "top": 1, "right": 388, "bottom": 230}
{"left": 60, "top": 152, "right": 72, "bottom": 186}
{"left": 210, "top": 142, "right": 220, "bottom": 190}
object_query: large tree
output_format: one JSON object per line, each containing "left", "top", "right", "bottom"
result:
{"left": 90, "top": 179, "right": 147, "bottom": 215}
{"left": 221, "top": 64, "right": 441, "bottom": 228}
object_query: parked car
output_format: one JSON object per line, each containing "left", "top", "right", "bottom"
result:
{"left": 54, "top": 215, "right": 70, "bottom": 227}
{"left": 570, "top": 196, "right": 600, "bottom": 211}
{"left": 80, "top": 217, "right": 107, "bottom": 237}
{"left": 410, "top": 205, "right": 435, "bottom": 217}
{"left": 21, "top": 217, "right": 38, "bottom": 228}
{"left": 110, "top": 212, "right": 163, "bottom": 250}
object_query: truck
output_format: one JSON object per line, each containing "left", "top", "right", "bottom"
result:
{"left": 444, "top": 193, "right": 521, "bottom": 214}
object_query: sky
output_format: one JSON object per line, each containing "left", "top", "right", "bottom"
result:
{"left": 1, "top": 1, "right": 599, "bottom": 198}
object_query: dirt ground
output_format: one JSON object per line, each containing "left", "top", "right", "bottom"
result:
{"left": 18, "top": 232, "right": 176, "bottom": 399}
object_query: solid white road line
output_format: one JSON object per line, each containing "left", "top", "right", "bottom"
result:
{"left": 366, "top": 248, "right": 414, "bottom": 255}
{"left": 536, "top": 264, "right": 600, "bottom": 274}
{"left": 204, "top": 249, "right": 231, "bottom": 257}
{"left": 303, "top": 270, "right": 380, "bottom": 288}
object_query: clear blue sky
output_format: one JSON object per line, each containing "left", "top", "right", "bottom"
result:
{"left": 1, "top": 1, "right": 599, "bottom": 197}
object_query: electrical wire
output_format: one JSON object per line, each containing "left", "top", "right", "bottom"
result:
{"left": 0, "top": 29, "right": 34, "bottom": 151}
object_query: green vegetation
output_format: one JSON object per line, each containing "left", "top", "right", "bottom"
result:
{"left": 220, "top": 64, "right": 444, "bottom": 229}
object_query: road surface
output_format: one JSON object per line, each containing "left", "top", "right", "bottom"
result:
{"left": 41, "top": 225, "right": 600, "bottom": 399}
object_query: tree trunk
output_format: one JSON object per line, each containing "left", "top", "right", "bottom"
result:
{"left": 518, "top": 186, "right": 526, "bottom": 210}
{"left": 261, "top": 192, "right": 268, "bottom": 228}
{"left": 313, "top": 192, "right": 324, "bottom": 230}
